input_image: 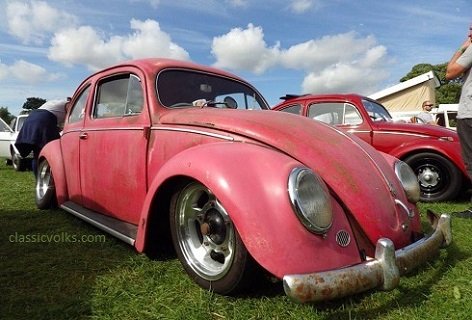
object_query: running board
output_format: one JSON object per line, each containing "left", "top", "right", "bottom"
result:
{"left": 61, "top": 201, "right": 138, "bottom": 245}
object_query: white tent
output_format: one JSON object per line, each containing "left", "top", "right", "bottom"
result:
{"left": 369, "top": 71, "right": 440, "bottom": 112}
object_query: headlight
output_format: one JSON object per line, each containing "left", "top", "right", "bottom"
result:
{"left": 288, "top": 168, "right": 333, "bottom": 234}
{"left": 394, "top": 160, "right": 420, "bottom": 203}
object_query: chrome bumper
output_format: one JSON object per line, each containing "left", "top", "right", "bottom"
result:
{"left": 283, "top": 213, "right": 452, "bottom": 303}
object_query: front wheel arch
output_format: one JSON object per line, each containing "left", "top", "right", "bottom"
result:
{"left": 403, "top": 151, "right": 463, "bottom": 202}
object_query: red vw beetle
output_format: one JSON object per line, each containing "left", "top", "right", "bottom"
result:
{"left": 36, "top": 59, "right": 451, "bottom": 303}
{"left": 273, "top": 94, "right": 468, "bottom": 202}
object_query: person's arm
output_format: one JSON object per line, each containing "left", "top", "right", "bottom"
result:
{"left": 446, "top": 38, "right": 471, "bottom": 80}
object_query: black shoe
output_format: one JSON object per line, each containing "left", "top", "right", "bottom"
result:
{"left": 454, "top": 208, "right": 472, "bottom": 218}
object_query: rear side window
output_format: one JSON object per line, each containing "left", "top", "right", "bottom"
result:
{"left": 279, "top": 104, "right": 302, "bottom": 115}
{"left": 94, "top": 74, "right": 144, "bottom": 119}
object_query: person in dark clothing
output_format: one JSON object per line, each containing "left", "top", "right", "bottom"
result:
{"left": 15, "top": 99, "right": 68, "bottom": 176}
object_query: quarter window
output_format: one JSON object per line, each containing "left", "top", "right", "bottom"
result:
{"left": 69, "top": 86, "right": 90, "bottom": 123}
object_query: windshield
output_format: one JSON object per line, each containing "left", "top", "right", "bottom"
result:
{"left": 156, "top": 69, "right": 269, "bottom": 110}
{"left": 362, "top": 99, "right": 392, "bottom": 122}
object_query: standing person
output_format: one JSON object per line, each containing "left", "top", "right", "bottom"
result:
{"left": 416, "top": 100, "right": 437, "bottom": 125}
{"left": 15, "top": 99, "right": 69, "bottom": 176}
{"left": 446, "top": 25, "right": 472, "bottom": 212}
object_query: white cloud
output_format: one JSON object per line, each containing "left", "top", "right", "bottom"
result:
{"left": 48, "top": 19, "right": 190, "bottom": 70}
{"left": 227, "top": 0, "right": 248, "bottom": 7}
{"left": 0, "top": 62, "right": 9, "bottom": 80}
{"left": 211, "top": 26, "right": 390, "bottom": 95}
{"left": 290, "top": 0, "right": 314, "bottom": 13}
{"left": 122, "top": 19, "right": 190, "bottom": 61}
{"left": 211, "top": 24, "right": 280, "bottom": 74}
{"left": 6, "top": 0, "right": 78, "bottom": 45}
{"left": 0, "top": 60, "right": 62, "bottom": 84}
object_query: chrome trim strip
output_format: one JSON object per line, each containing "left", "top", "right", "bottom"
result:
{"left": 347, "top": 129, "right": 430, "bottom": 139}
{"left": 152, "top": 126, "right": 234, "bottom": 141}
{"left": 63, "top": 126, "right": 234, "bottom": 140}
{"left": 60, "top": 204, "right": 136, "bottom": 245}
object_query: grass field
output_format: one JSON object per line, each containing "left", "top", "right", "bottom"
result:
{"left": 1, "top": 160, "right": 472, "bottom": 320}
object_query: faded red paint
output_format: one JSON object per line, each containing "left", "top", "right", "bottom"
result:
{"left": 37, "top": 58, "right": 449, "bottom": 302}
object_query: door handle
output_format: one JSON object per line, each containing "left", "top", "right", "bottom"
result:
{"left": 79, "top": 132, "right": 88, "bottom": 140}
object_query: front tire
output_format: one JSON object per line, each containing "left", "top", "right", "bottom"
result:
{"left": 404, "top": 152, "right": 462, "bottom": 202}
{"left": 36, "top": 159, "right": 57, "bottom": 209}
{"left": 169, "top": 181, "right": 256, "bottom": 295}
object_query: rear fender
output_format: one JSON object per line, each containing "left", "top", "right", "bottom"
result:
{"left": 135, "top": 142, "right": 361, "bottom": 278}
{"left": 38, "top": 140, "right": 68, "bottom": 205}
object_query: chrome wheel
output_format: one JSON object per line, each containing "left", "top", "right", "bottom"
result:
{"left": 35, "top": 159, "right": 56, "bottom": 209}
{"left": 173, "top": 182, "right": 235, "bottom": 280}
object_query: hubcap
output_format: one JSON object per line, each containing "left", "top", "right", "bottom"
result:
{"left": 418, "top": 167, "right": 440, "bottom": 188}
{"left": 175, "top": 183, "right": 235, "bottom": 281}
{"left": 36, "top": 162, "right": 53, "bottom": 200}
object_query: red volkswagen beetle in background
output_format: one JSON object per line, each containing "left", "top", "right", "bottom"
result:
{"left": 36, "top": 59, "right": 451, "bottom": 303}
{"left": 273, "top": 94, "right": 468, "bottom": 202}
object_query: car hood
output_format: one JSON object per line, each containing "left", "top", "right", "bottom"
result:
{"left": 160, "top": 108, "right": 413, "bottom": 246}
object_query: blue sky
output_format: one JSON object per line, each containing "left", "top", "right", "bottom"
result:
{"left": 0, "top": 0, "right": 469, "bottom": 115}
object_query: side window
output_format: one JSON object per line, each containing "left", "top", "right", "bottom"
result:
{"left": 279, "top": 104, "right": 302, "bottom": 115}
{"left": 94, "top": 74, "right": 144, "bottom": 119}
{"left": 69, "top": 86, "right": 90, "bottom": 123}
{"left": 308, "top": 103, "right": 342, "bottom": 124}
{"left": 308, "top": 102, "right": 362, "bottom": 125}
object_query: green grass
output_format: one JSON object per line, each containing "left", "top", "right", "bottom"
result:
{"left": 1, "top": 160, "right": 472, "bottom": 320}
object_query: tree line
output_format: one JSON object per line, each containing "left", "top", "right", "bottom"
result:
{"left": 0, "top": 62, "right": 464, "bottom": 125}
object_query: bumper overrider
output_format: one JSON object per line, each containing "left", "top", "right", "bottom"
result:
{"left": 283, "top": 213, "right": 452, "bottom": 303}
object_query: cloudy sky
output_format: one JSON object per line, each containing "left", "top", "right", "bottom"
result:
{"left": 0, "top": 0, "right": 469, "bottom": 115}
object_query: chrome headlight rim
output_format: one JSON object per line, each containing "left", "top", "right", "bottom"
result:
{"left": 394, "top": 160, "right": 420, "bottom": 203}
{"left": 288, "top": 167, "right": 333, "bottom": 234}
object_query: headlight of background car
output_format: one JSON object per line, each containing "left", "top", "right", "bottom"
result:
{"left": 394, "top": 160, "right": 420, "bottom": 203}
{"left": 288, "top": 168, "right": 333, "bottom": 234}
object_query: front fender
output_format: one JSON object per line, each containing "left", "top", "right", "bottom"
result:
{"left": 38, "top": 140, "right": 68, "bottom": 205}
{"left": 135, "top": 142, "right": 362, "bottom": 278}
{"left": 389, "top": 139, "right": 467, "bottom": 177}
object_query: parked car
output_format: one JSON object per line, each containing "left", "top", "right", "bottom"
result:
{"left": 391, "top": 104, "right": 458, "bottom": 131}
{"left": 0, "top": 117, "right": 13, "bottom": 159}
{"left": 9, "top": 113, "right": 32, "bottom": 171}
{"left": 36, "top": 59, "right": 451, "bottom": 303}
{"left": 273, "top": 94, "right": 468, "bottom": 202}
{"left": 434, "top": 104, "right": 458, "bottom": 130}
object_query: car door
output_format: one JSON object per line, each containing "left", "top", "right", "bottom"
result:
{"left": 61, "top": 85, "right": 90, "bottom": 205}
{"left": 79, "top": 72, "right": 149, "bottom": 224}
{"left": 0, "top": 117, "right": 13, "bottom": 157}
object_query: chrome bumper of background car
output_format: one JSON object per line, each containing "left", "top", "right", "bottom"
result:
{"left": 283, "top": 213, "right": 452, "bottom": 303}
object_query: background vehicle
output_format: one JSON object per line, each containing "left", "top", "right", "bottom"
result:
{"left": 9, "top": 114, "right": 32, "bottom": 171}
{"left": 0, "top": 117, "right": 13, "bottom": 159}
{"left": 36, "top": 59, "right": 450, "bottom": 302}
{"left": 273, "top": 94, "right": 468, "bottom": 202}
